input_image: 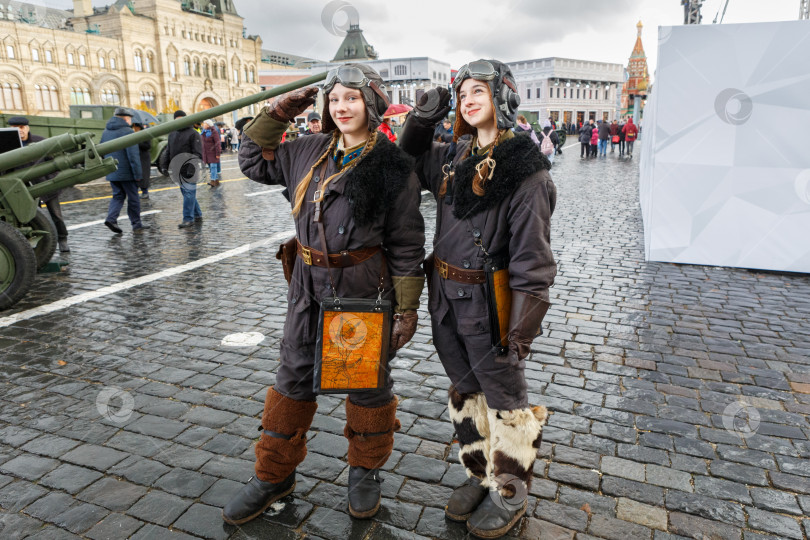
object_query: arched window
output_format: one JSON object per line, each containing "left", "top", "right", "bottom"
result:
{"left": 110, "top": 56, "right": 116, "bottom": 70}
{"left": 220, "top": 62, "right": 226, "bottom": 80}
{"left": 211, "top": 59, "right": 218, "bottom": 79}
{"left": 45, "top": 50, "right": 53, "bottom": 63}
{"left": 67, "top": 51, "right": 74, "bottom": 65}
{"left": 249, "top": 67, "right": 255, "bottom": 83}
{"left": 70, "top": 87, "right": 91, "bottom": 105}
{"left": 146, "top": 52, "right": 153, "bottom": 73}
{"left": 193, "top": 58, "right": 200, "bottom": 77}
{"left": 202, "top": 60, "right": 209, "bottom": 78}
{"left": 98, "top": 54, "right": 105, "bottom": 68}
{"left": 183, "top": 56, "right": 190, "bottom": 76}
{"left": 134, "top": 51, "right": 143, "bottom": 72}
{"left": 140, "top": 90, "right": 156, "bottom": 111}
{"left": 100, "top": 85, "right": 120, "bottom": 105}
{"left": 31, "top": 47, "right": 39, "bottom": 62}
{"left": 0, "top": 82, "right": 24, "bottom": 110}
{"left": 34, "top": 83, "right": 59, "bottom": 111}
{"left": 6, "top": 45, "right": 15, "bottom": 59}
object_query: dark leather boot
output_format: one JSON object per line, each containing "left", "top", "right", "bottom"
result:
{"left": 347, "top": 466, "right": 382, "bottom": 518}
{"left": 445, "top": 476, "right": 488, "bottom": 522}
{"left": 466, "top": 493, "right": 527, "bottom": 538}
{"left": 221, "top": 472, "right": 295, "bottom": 525}
{"left": 58, "top": 239, "right": 70, "bottom": 253}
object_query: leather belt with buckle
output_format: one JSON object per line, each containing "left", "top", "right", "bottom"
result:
{"left": 434, "top": 255, "right": 486, "bottom": 284}
{"left": 296, "top": 239, "right": 380, "bottom": 268}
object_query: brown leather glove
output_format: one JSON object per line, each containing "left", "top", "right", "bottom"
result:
{"left": 502, "top": 292, "right": 551, "bottom": 364}
{"left": 391, "top": 310, "right": 418, "bottom": 351}
{"left": 266, "top": 87, "right": 319, "bottom": 123}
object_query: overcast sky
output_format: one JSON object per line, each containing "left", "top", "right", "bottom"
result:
{"left": 36, "top": 0, "right": 801, "bottom": 77}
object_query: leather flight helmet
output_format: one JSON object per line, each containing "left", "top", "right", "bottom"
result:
{"left": 321, "top": 63, "right": 390, "bottom": 134}
{"left": 452, "top": 59, "right": 521, "bottom": 139}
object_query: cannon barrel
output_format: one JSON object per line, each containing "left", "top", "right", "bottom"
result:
{"left": 0, "top": 133, "right": 85, "bottom": 174}
{"left": 4, "top": 71, "right": 326, "bottom": 187}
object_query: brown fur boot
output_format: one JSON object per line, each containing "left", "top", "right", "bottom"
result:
{"left": 254, "top": 387, "right": 318, "bottom": 483}
{"left": 467, "top": 405, "right": 548, "bottom": 538}
{"left": 344, "top": 397, "right": 401, "bottom": 518}
{"left": 445, "top": 386, "right": 490, "bottom": 521}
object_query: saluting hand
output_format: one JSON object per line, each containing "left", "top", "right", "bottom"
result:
{"left": 267, "top": 87, "right": 319, "bottom": 123}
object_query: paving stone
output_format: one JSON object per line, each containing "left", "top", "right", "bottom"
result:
{"left": 129, "top": 524, "right": 198, "bottom": 540}
{"left": 415, "top": 505, "right": 477, "bottom": 539}
{"left": 547, "top": 462, "right": 600, "bottom": 491}
{"left": 395, "top": 453, "right": 448, "bottom": 483}
{"left": 20, "top": 434, "right": 81, "bottom": 458}
{"left": 554, "top": 446, "right": 600, "bottom": 469}
{"left": 109, "top": 456, "right": 171, "bottom": 486}
{"left": 259, "top": 496, "right": 313, "bottom": 528}
{"left": 558, "top": 486, "right": 617, "bottom": 516}
{"left": 104, "top": 431, "right": 171, "bottom": 458}
{"left": 302, "top": 506, "right": 374, "bottom": 540}
{"left": 588, "top": 514, "right": 652, "bottom": 540}
{"left": 84, "top": 512, "right": 144, "bottom": 540}
{"left": 297, "top": 452, "right": 347, "bottom": 482}
{"left": 172, "top": 503, "right": 234, "bottom": 540}
{"left": 77, "top": 477, "right": 148, "bottom": 511}
{"left": 200, "top": 433, "right": 252, "bottom": 457}
{"left": 200, "top": 477, "right": 245, "bottom": 507}
{"left": 0, "top": 479, "right": 48, "bottom": 511}
{"left": 745, "top": 506, "right": 804, "bottom": 539}
{"left": 307, "top": 431, "right": 349, "bottom": 459}
{"left": 601, "top": 476, "right": 664, "bottom": 506}
{"left": 375, "top": 497, "right": 422, "bottom": 530}
{"left": 750, "top": 487, "right": 802, "bottom": 515}
{"left": 53, "top": 502, "right": 109, "bottom": 534}
{"left": 646, "top": 464, "right": 693, "bottom": 492}
{"left": 617, "top": 497, "right": 667, "bottom": 531}
{"left": 24, "top": 491, "right": 77, "bottom": 523}
{"left": 600, "top": 457, "right": 645, "bottom": 482}
{"left": 127, "top": 415, "right": 189, "bottom": 440}
{"left": 397, "top": 479, "right": 453, "bottom": 508}
{"left": 61, "top": 444, "right": 129, "bottom": 472}
{"left": 0, "top": 454, "right": 59, "bottom": 481}
{"left": 710, "top": 460, "right": 769, "bottom": 486}
{"left": 126, "top": 490, "right": 192, "bottom": 526}
{"left": 770, "top": 471, "right": 810, "bottom": 494}
{"left": 522, "top": 517, "right": 576, "bottom": 540}
{"left": 668, "top": 511, "right": 741, "bottom": 540}
{"left": 0, "top": 512, "right": 44, "bottom": 538}
{"left": 153, "top": 468, "right": 217, "bottom": 497}
{"left": 533, "top": 499, "right": 588, "bottom": 531}
{"left": 665, "top": 490, "right": 745, "bottom": 527}
{"left": 693, "top": 475, "right": 751, "bottom": 504}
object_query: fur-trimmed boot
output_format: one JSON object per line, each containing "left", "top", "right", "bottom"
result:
{"left": 344, "top": 397, "right": 401, "bottom": 519}
{"left": 467, "top": 405, "right": 548, "bottom": 539}
{"left": 445, "top": 386, "right": 491, "bottom": 522}
{"left": 222, "top": 387, "right": 317, "bottom": 525}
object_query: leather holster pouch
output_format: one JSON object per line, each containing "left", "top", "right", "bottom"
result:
{"left": 276, "top": 236, "right": 297, "bottom": 284}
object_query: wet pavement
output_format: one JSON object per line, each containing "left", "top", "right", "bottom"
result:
{"left": 0, "top": 140, "right": 809, "bottom": 539}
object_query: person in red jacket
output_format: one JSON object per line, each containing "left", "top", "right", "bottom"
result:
{"left": 378, "top": 116, "right": 397, "bottom": 143}
{"left": 622, "top": 117, "right": 639, "bottom": 157}
{"left": 609, "top": 120, "right": 620, "bottom": 153}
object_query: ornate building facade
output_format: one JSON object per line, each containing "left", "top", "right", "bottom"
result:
{"left": 620, "top": 21, "right": 650, "bottom": 119}
{"left": 0, "top": 0, "right": 262, "bottom": 118}
{"left": 507, "top": 57, "right": 626, "bottom": 127}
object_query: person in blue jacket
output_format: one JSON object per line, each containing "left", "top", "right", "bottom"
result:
{"left": 100, "top": 108, "right": 149, "bottom": 234}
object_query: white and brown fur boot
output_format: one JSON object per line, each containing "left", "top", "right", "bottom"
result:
{"left": 445, "top": 386, "right": 491, "bottom": 521}
{"left": 467, "top": 405, "right": 548, "bottom": 538}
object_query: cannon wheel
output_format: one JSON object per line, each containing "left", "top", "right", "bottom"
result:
{"left": 27, "top": 208, "right": 57, "bottom": 270}
{"left": 157, "top": 147, "right": 169, "bottom": 176}
{"left": 556, "top": 129, "right": 567, "bottom": 146}
{"left": 0, "top": 221, "right": 37, "bottom": 310}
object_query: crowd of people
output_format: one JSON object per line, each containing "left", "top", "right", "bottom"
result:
{"left": 575, "top": 117, "right": 639, "bottom": 158}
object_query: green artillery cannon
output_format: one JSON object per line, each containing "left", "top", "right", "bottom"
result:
{"left": 0, "top": 71, "right": 326, "bottom": 310}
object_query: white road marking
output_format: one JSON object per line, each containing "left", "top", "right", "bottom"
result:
{"left": 0, "top": 230, "right": 295, "bottom": 328}
{"left": 67, "top": 210, "right": 162, "bottom": 231}
{"left": 221, "top": 332, "right": 266, "bottom": 347}
{"left": 245, "top": 187, "right": 285, "bottom": 197}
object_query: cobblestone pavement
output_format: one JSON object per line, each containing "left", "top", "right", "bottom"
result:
{"left": 0, "top": 140, "right": 809, "bottom": 540}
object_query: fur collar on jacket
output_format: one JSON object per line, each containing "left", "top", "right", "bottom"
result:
{"left": 342, "top": 134, "right": 414, "bottom": 226}
{"left": 450, "top": 135, "right": 550, "bottom": 219}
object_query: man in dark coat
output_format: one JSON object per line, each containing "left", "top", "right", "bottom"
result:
{"left": 578, "top": 121, "right": 593, "bottom": 158}
{"left": 7, "top": 116, "right": 70, "bottom": 252}
{"left": 131, "top": 122, "right": 152, "bottom": 199}
{"left": 164, "top": 110, "right": 204, "bottom": 228}
{"left": 100, "top": 108, "right": 148, "bottom": 234}
{"left": 201, "top": 120, "right": 221, "bottom": 187}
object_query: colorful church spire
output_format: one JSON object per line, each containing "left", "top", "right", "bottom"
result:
{"left": 621, "top": 21, "right": 651, "bottom": 117}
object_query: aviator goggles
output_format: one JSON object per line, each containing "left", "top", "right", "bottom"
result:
{"left": 323, "top": 66, "right": 390, "bottom": 106}
{"left": 452, "top": 60, "right": 499, "bottom": 92}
